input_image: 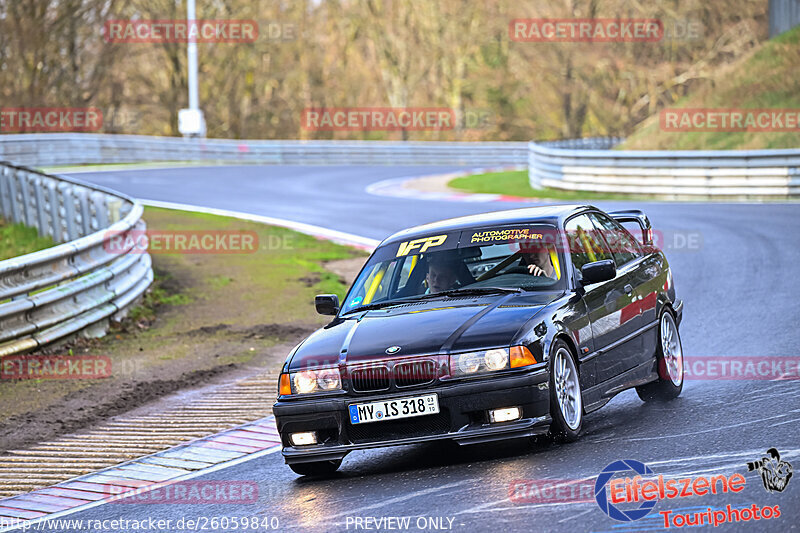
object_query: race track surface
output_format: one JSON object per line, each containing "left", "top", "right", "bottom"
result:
{"left": 54, "top": 165, "right": 799, "bottom": 533}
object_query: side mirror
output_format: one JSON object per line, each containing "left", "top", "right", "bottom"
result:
{"left": 580, "top": 260, "right": 616, "bottom": 285}
{"left": 315, "top": 294, "right": 340, "bottom": 316}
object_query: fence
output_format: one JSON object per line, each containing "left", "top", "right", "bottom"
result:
{"left": 0, "top": 134, "right": 530, "bottom": 167}
{"left": 769, "top": 0, "right": 800, "bottom": 38}
{"left": 0, "top": 161, "right": 153, "bottom": 356}
{"left": 529, "top": 138, "right": 800, "bottom": 199}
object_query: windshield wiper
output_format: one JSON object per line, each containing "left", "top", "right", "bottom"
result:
{"left": 345, "top": 300, "right": 408, "bottom": 314}
{"left": 416, "top": 287, "right": 524, "bottom": 299}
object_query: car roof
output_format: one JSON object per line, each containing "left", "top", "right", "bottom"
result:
{"left": 381, "top": 204, "right": 595, "bottom": 245}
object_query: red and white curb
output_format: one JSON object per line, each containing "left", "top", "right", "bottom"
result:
{"left": 0, "top": 203, "right": 378, "bottom": 532}
{"left": 0, "top": 418, "right": 281, "bottom": 531}
{"left": 365, "top": 166, "right": 536, "bottom": 204}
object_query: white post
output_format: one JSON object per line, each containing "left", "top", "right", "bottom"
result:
{"left": 187, "top": 0, "right": 198, "bottom": 111}
{"left": 178, "top": 0, "right": 206, "bottom": 137}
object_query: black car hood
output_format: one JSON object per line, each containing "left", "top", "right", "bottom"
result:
{"left": 287, "top": 292, "right": 559, "bottom": 371}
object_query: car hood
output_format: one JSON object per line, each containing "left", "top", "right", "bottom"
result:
{"left": 287, "top": 292, "right": 559, "bottom": 371}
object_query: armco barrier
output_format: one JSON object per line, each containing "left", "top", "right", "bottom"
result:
{"left": 0, "top": 134, "right": 529, "bottom": 167}
{"left": 529, "top": 138, "right": 800, "bottom": 198}
{"left": 0, "top": 161, "right": 153, "bottom": 356}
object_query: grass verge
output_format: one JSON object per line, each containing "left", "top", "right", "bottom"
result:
{"left": 0, "top": 219, "right": 55, "bottom": 261}
{"left": 449, "top": 170, "right": 653, "bottom": 201}
{"left": 0, "top": 207, "right": 367, "bottom": 451}
{"left": 619, "top": 26, "right": 800, "bottom": 150}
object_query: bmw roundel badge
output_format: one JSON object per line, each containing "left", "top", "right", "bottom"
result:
{"left": 385, "top": 346, "right": 401, "bottom": 354}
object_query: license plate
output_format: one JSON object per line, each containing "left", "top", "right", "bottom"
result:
{"left": 348, "top": 394, "right": 439, "bottom": 425}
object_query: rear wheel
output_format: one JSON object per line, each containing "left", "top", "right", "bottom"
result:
{"left": 288, "top": 459, "right": 342, "bottom": 477}
{"left": 548, "top": 340, "right": 583, "bottom": 442}
{"left": 636, "top": 309, "right": 684, "bottom": 402}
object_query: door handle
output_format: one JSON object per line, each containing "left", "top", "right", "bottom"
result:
{"left": 624, "top": 284, "right": 634, "bottom": 295}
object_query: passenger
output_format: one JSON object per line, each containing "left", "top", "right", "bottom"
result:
{"left": 425, "top": 256, "right": 460, "bottom": 293}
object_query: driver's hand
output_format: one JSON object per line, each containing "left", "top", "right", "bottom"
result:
{"left": 527, "top": 264, "right": 545, "bottom": 276}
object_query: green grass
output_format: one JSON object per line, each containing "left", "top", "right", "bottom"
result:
{"left": 0, "top": 219, "right": 56, "bottom": 261}
{"left": 449, "top": 170, "right": 652, "bottom": 201}
{"left": 133, "top": 207, "right": 362, "bottom": 325}
{"left": 619, "top": 26, "right": 800, "bottom": 150}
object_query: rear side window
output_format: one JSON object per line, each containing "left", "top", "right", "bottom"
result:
{"left": 564, "top": 214, "right": 613, "bottom": 273}
{"left": 589, "top": 213, "right": 642, "bottom": 267}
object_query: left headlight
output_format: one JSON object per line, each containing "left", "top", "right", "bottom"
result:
{"left": 279, "top": 367, "right": 342, "bottom": 396}
{"left": 450, "top": 348, "right": 509, "bottom": 377}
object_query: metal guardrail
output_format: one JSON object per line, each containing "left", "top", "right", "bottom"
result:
{"left": 529, "top": 138, "right": 800, "bottom": 198}
{"left": 0, "top": 134, "right": 529, "bottom": 167}
{"left": 0, "top": 161, "right": 153, "bottom": 356}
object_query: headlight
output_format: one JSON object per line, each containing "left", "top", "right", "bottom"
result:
{"left": 293, "top": 370, "right": 318, "bottom": 394}
{"left": 317, "top": 369, "right": 341, "bottom": 390}
{"left": 457, "top": 352, "right": 482, "bottom": 374}
{"left": 450, "top": 348, "right": 510, "bottom": 377}
{"left": 484, "top": 349, "right": 509, "bottom": 371}
{"left": 282, "top": 367, "right": 343, "bottom": 395}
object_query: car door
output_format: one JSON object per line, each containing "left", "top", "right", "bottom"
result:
{"left": 592, "top": 212, "right": 664, "bottom": 363}
{"left": 564, "top": 213, "right": 639, "bottom": 384}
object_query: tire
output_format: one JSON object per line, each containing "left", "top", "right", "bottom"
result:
{"left": 636, "top": 309, "right": 684, "bottom": 402}
{"left": 288, "top": 459, "right": 342, "bottom": 477}
{"left": 548, "top": 339, "right": 583, "bottom": 442}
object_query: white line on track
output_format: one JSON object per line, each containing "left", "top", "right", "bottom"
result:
{"left": 139, "top": 199, "right": 380, "bottom": 250}
{"left": 769, "top": 417, "right": 800, "bottom": 427}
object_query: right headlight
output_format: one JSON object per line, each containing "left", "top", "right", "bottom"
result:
{"left": 449, "top": 346, "right": 538, "bottom": 378}
{"left": 279, "top": 367, "right": 342, "bottom": 396}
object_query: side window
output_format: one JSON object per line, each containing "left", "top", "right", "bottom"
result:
{"left": 589, "top": 213, "right": 642, "bottom": 267}
{"left": 564, "top": 214, "right": 613, "bottom": 273}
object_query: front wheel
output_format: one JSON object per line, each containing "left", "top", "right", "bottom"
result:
{"left": 636, "top": 309, "right": 684, "bottom": 402}
{"left": 548, "top": 340, "right": 583, "bottom": 442}
{"left": 288, "top": 459, "right": 342, "bottom": 477}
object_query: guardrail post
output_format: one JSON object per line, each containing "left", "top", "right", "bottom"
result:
{"left": 77, "top": 188, "right": 92, "bottom": 236}
{"left": 0, "top": 166, "right": 10, "bottom": 219}
{"left": 59, "top": 181, "right": 79, "bottom": 241}
{"left": 91, "top": 191, "right": 109, "bottom": 230}
{"left": 19, "top": 171, "right": 35, "bottom": 228}
{"left": 46, "top": 179, "right": 61, "bottom": 241}
{"left": 34, "top": 176, "right": 48, "bottom": 236}
{"left": 7, "top": 167, "right": 22, "bottom": 223}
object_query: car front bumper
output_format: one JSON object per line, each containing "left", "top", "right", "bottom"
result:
{"left": 273, "top": 368, "right": 552, "bottom": 464}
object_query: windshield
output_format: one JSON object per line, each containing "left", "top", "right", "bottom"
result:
{"left": 341, "top": 225, "right": 564, "bottom": 314}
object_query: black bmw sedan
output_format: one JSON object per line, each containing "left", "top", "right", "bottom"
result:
{"left": 273, "top": 205, "right": 684, "bottom": 476}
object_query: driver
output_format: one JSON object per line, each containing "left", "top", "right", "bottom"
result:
{"left": 521, "top": 243, "right": 556, "bottom": 278}
{"left": 425, "top": 255, "right": 461, "bottom": 293}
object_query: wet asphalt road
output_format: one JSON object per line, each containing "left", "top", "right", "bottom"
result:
{"left": 49, "top": 165, "right": 799, "bottom": 533}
